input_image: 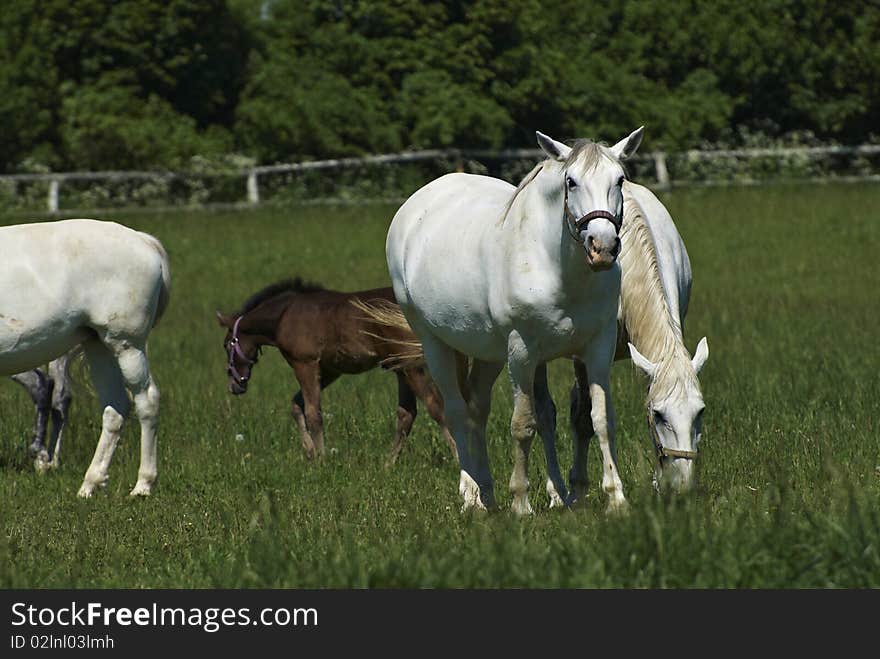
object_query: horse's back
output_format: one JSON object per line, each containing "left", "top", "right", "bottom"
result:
{"left": 274, "top": 285, "right": 406, "bottom": 372}
{"left": 386, "top": 173, "right": 515, "bottom": 357}
{"left": 0, "top": 219, "right": 169, "bottom": 372}
{"left": 388, "top": 173, "right": 513, "bottom": 268}
{"left": 622, "top": 183, "right": 692, "bottom": 322}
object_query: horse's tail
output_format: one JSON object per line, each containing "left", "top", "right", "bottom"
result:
{"left": 138, "top": 231, "right": 172, "bottom": 328}
{"left": 349, "top": 298, "right": 426, "bottom": 370}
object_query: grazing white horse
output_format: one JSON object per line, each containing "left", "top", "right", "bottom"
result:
{"left": 0, "top": 219, "right": 170, "bottom": 497}
{"left": 544, "top": 180, "right": 709, "bottom": 506}
{"left": 386, "top": 128, "right": 644, "bottom": 514}
{"left": 618, "top": 182, "right": 708, "bottom": 492}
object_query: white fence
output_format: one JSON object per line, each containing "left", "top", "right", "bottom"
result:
{"left": 2, "top": 144, "right": 879, "bottom": 213}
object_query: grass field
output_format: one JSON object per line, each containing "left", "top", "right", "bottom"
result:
{"left": 1, "top": 181, "right": 878, "bottom": 588}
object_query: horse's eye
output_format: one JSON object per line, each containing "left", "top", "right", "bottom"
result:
{"left": 653, "top": 410, "right": 667, "bottom": 427}
{"left": 566, "top": 176, "right": 577, "bottom": 189}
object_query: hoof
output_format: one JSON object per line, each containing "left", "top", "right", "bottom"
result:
{"left": 33, "top": 450, "right": 53, "bottom": 474}
{"left": 511, "top": 497, "right": 534, "bottom": 516}
{"left": 78, "top": 472, "right": 108, "bottom": 498}
{"left": 459, "top": 470, "right": 490, "bottom": 512}
{"left": 546, "top": 478, "right": 566, "bottom": 509}
{"left": 129, "top": 481, "right": 153, "bottom": 497}
{"left": 605, "top": 497, "right": 630, "bottom": 516}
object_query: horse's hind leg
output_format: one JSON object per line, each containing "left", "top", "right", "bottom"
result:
{"left": 78, "top": 340, "right": 130, "bottom": 498}
{"left": 407, "top": 367, "right": 458, "bottom": 464}
{"left": 417, "top": 332, "right": 496, "bottom": 510}
{"left": 465, "top": 358, "right": 503, "bottom": 505}
{"left": 507, "top": 348, "right": 540, "bottom": 516}
{"left": 46, "top": 353, "right": 72, "bottom": 470}
{"left": 534, "top": 364, "right": 569, "bottom": 508}
{"left": 569, "top": 359, "right": 594, "bottom": 505}
{"left": 114, "top": 344, "right": 160, "bottom": 496}
{"left": 386, "top": 371, "right": 418, "bottom": 467}
{"left": 292, "top": 361, "right": 333, "bottom": 460}
{"left": 10, "top": 369, "right": 52, "bottom": 466}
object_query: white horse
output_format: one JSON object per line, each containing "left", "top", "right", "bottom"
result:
{"left": 386, "top": 128, "right": 644, "bottom": 514}
{"left": 617, "top": 182, "right": 708, "bottom": 492}
{"left": 0, "top": 219, "right": 170, "bottom": 497}
{"left": 542, "top": 180, "right": 709, "bottom": 506}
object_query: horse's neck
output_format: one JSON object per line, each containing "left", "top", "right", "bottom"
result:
{"left": 619, "top": 207, "right": 690, "bottom": 369}
{"left": 240, "top": 296, "right": 289, "bottom": 344}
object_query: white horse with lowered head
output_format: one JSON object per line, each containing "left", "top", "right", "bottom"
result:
{"left": 386, "top": 127, "right": 644, "bottom": 514}
{"left": 618, "top": 181, "right": 708, "bottom": 492}
{"left": 0, "top": 219, "right": 170, "bottom": 497}
{"left": 543, "top": 179, "right": 709, "bottom": 507}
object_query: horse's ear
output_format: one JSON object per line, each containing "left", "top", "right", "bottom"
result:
{"left": 628, "top": 342, "right": 657, "bottom": 378}
{"left": 692, "top": 337, "right": 709, "bottom": 374}
{"left": 610, "top": 126, "right": 644, "bottom": 161}
{"left": 216, "top": 310, "right": 232, "bottom": 328}
{"left": 536, "top": 131, "right": 572, "bottom": 161}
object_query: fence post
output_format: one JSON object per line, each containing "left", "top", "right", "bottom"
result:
{"left": 653, "top": 152, "right": 670, "bottom": 190}
{"left": 48, "top": 178, "right": 60, "bottom": 212}
{"left": 247, "top": 170, "right": 259, "bottom": 204}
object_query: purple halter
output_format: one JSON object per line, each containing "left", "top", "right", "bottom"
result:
{"left": 227, "top": 316, "right": 255, "bottom": 386}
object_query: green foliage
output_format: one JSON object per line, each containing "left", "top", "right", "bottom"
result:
{"left": 1, "top": 183, "right": 879, "bottom": 587}
{"left": 0, "top": 0, "right": 878, "bottom": 171}
{"left": 235, "top": 53, "right": 401, "bottom": 162}
{"left": 0, "top": 0, "right": 249, "bottom": 172}
{"left": 60, "top": 78, "right": 234, "bottom": 170}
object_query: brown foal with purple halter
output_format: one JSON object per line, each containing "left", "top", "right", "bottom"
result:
{"left": 217, "top": 278, "right": 456, "bottom": 465}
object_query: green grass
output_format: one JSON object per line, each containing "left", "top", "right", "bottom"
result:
{"left": 1, "top": 182, "right": 879, "bottom": 588}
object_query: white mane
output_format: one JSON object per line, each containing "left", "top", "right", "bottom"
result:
{"left": 619, "top": 192, "right": 700, "bottom": 403}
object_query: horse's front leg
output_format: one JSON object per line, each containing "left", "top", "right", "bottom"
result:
{"left": 292, "top": 361, "right": 326, "bottom": 459}
{"left": 581, "top": 331, "right": 626, "bottom": 514}
{"left": 507, "top": 332, "right": 540, "bottom": 516}
{"left": 291, "top": 390, "right": 316, "bottom": 458}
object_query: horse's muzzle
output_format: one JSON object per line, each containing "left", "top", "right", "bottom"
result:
{"left": 228, "top": 379, "right": 248, "bottom": 395}
{"left": 586, "top": 235, "right": 621, "bottom": 271}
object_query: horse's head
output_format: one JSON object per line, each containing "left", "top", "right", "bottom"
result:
{"left": 216, "top": 311, "right": 261, "bottom": 395}
{"left": 537, "top": 127, "right": 644, "bottom": 271}
{"left": 629, "top": 337, "right": 709, "bottom": 493}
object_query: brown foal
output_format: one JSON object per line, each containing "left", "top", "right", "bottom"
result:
{"left": 216, "top": 278, "right": 456, "bottom": 465}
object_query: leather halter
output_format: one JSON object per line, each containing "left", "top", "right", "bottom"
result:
{"left": 649, "top": 410, "right": 698, "bottom": 460}
{"left": 227, "top": 316, "right": 256, "bottom": 385}
{"left": 563, "top": 183, "right": 623, "bottom": 243}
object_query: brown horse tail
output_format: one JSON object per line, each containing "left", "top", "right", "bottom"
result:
{"left": 138, "top": 231, "right": 172, "bottom": 328}
{"left": 349, "top": 298, "right": 426, "bottom": 370}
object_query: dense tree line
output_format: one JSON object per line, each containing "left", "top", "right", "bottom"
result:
{"left": 0, "top": 0, "right": 877, "bottom": 173}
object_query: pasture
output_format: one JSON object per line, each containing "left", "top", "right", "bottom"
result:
{"left": 1, "top": 182, "right": 878, "bottom": 588}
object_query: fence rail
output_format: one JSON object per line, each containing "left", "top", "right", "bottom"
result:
{"left": 2, "top": 144, "right": 879, "bottom": 213}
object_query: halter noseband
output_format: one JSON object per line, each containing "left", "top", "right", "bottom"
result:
{"left": 648, "top": 409, "right": 698, "bottom": 461}
{"left": 563, "top": 183, "right": 623, "bottom": 243}
{"left": 656, "top": 444, "right": 698, "bottom": 460}
{"left": 227, "top": 315, "right": 256, "bottom": 386}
